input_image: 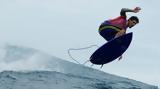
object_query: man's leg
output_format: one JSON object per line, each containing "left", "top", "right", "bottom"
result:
{"left": 99, "top": 28, "right": 117, "bottom": 41}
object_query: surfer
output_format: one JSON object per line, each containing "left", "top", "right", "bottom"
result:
{"left": 99, "top": 7, "right": 141, "bottom": 60}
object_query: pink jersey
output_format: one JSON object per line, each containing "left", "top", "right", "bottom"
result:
{"left": 108, "top": 16, "right": 127, "bottom": 30}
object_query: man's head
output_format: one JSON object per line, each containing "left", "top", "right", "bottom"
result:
{"left": 127, "top": 16, "right": 139, "bottom": 28}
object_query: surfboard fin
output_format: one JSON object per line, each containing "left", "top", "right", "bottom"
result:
{"left": 100, "top": 64, "right": 103, "bottom": 68}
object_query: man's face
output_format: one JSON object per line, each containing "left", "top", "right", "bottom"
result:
{"left": 128, "top": 20, "right": 138, "bottom": 28}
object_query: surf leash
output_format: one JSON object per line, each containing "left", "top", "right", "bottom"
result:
{"left": 67, "top": 45, "right": 99, "bottom": 64}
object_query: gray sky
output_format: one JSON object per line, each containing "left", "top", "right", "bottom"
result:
{"left": 0, "top": 0, "right": 159, "bottom": 87}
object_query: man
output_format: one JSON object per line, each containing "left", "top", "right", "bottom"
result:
{"left": 99, "top": 7, "right": 141, "bottom": 60}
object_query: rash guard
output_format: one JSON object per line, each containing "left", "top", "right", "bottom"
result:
{"left": 108, "top": 16, "right": 127, "bottom": 30}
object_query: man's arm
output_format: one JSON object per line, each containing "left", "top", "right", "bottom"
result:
{"left": 120, "top": 7, "right": 141, "bottom": 16}
{"left": 115, "top": 29, "right": 126, "bottom": 38}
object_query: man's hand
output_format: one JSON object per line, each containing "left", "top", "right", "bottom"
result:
{"left": 133, "top": 7, "right": 141, "bottom": 13}
{"left": 115, "top": 29, "right": 126, "bottom": 38}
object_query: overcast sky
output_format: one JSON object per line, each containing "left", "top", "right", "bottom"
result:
{"left": 0, "top": 0, "right": 159, "bottom": 87}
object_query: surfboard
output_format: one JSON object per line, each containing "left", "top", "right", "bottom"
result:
{"left": 90, "top": 32, "right": 133, "bottom": 65}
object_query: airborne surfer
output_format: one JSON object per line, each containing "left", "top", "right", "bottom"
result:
{"left": 98, "top": 7, "right": 141, "bottom": 60}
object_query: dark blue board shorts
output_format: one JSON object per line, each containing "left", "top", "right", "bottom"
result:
{"left": 99, "top": 21, "right": 120, "bottom": 41}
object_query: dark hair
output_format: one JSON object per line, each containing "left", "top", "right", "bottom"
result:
{"left": 129, "top": 16, "right": 139, "bottom": 23}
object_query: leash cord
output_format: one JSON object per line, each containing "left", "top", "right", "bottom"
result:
{"left": 67, "top": 45, "right": 99, "bottom": 64}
